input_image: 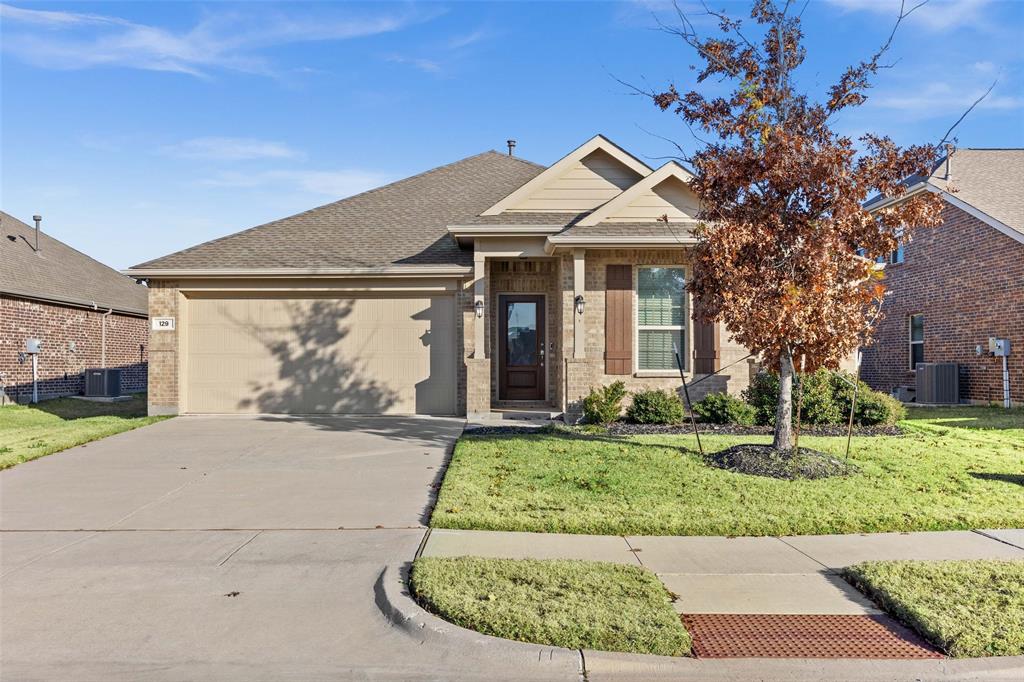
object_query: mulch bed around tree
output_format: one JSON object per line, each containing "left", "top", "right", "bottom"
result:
{"left": 704, "top": 444, "right": 858, "bottom": 480}
{"left": 608, "top": 423, "right": 902, "bottom": 437}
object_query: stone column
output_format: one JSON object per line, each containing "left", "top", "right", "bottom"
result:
{"left": 573, "top": 248, "right": 586, "bottom": 359}
{"left": 473, "top": 252, "right": 486, "bottom": 359}
{"left": 466, "top": 357, "right": 491, "bottom": 419}
{"left": 147, "top": 281, "right": 180, "bottom": 416}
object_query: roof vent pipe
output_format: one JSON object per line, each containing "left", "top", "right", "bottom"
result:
{"left": 944, "top": 144, "right": 955, "bottom": 180}
{"left": 32, "top": 214, "right": 41, "bottom": 253}
{"left": 507, "top": 139, "right": 516, "bottom": 156}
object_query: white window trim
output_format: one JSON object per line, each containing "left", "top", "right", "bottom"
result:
{"left": 633, "top": 265, "right": 689, "bottom": 376}
{"left": 909, "top": 313, "right": 924, "bottom": 372}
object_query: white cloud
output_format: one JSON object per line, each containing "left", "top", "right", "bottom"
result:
{"left": 0, "top": 2, "right": 442, "bottom": 78}
{"left": 873, "top": 80, "right": 1023, "bottom": 115}
{"left": 447, "top": 28, "right": 489, "bottom": 50}
{"left": 824, "top": 0, "right": 994, "bottom": 32}
{"left": 201, "top": 169, "right": 392, "bottom": 197}
{"left": 162, "top": 137, "right": 301, "bottom": 161}
{"left": 384, "top": 54, "right": 443, "bottom": 74}
{"left": 972, "top": 60, "right": 997, "bottom": 73}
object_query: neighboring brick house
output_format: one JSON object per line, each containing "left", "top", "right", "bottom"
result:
{"left": 861, "top": 148, "right": 1024, "bottom": 405}
{"left": 1, "top": 212, "right": 149, "bottom": 404}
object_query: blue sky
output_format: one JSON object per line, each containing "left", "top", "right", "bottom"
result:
{"left": 2, "top": 0, "right": 1022, "bottom": 270}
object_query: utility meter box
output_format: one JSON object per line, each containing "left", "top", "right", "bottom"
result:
{"left": 989, "top": 337, "right": 1011, "bottom": 357}
{"left": 25, "top": 339, "right": 42, "bottom": 354}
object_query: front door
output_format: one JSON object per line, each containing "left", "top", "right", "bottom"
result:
{"left": 498, "top": 295, "right": 545, "bottom": 401}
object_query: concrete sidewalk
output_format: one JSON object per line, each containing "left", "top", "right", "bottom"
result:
{"left": 422, "top": 528, "right": 1024, "bottom": 615}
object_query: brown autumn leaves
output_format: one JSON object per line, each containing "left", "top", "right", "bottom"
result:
{"left": 651, "top": 0, "right": 944, "bottom": 375}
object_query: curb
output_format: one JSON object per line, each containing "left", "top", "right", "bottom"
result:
{"left": 581, "top": 649, "right": 1024, "bottom": 681}
{"left": 374, "top": 563, "right": 584, "bottom": 679}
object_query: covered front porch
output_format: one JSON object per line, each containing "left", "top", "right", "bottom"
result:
{"left": 462, "top": 242, "right": 744, "bottom": 422}
{"left": 466, "top": 252, "right": 570, "bottom": 418}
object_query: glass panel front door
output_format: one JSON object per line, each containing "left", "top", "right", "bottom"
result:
{"left": 498, "top": 295, "right": 545, "bottom": 401}
{"left": 506, "top": 302, "right": 538, "bottom": 366}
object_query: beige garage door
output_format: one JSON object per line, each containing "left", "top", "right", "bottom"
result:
{"left": 183, "top": 294, "right": 456, "bottom": 415}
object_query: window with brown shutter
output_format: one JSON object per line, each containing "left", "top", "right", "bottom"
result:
{"left": 605, "top": 264, "right": 632, "bottom": 374}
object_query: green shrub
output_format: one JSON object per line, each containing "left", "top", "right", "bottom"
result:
{"left": 853, "top": 388, "right": 906, "bottom": 425}
{"left": 692, "top": 392, "right": 756, "bottom": 425}
{"left": 743, "top": 371, "right": 780, "bottom": 426}
{"left": 582, "top": 381, "right": 627, "bottom": 425}
{"left": 743, "top": 368, "right": 905, "bottom": 426}
{"left": 798, "top": 369, "right": 844, "bottom": 425}
{"left": 626, "top": 389, "right": 685, "bottom": 425}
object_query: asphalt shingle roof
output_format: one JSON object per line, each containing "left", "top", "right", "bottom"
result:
{"left": 927, "top": 148, "right": 1024, "bottom": 236}
{"left": 868, "top": 148, "right": 1024, "bottom": 238}
{"left": 458, "top": 212, "right": 588, "bottom": 227}
{"left": 556, "top": 222, "right": 697, "bottom": 239}
{"left": 132, "top": 151, "right": 544, "bottom": 271}
{"left": 1, "top": 211, "right": 148, "bottom": 315}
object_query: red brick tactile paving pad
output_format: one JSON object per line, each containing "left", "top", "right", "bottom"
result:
{"left": 681, "top": 614, "right": 944, "bottom": 659}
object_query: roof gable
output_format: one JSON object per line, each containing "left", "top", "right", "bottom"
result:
{"left": 927, "top": 148, "right": 1023, "bottom": 238}
{"left": 481, "top": 135, "right": 651, "bottom": 215}
{"left": 578, "top": 161, "right": 697, "bottom": 226}
{"left": 866, "top": 148, "right": 1024, "bottom": 245}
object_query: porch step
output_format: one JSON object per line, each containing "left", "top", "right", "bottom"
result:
{"left": 465, "top": 409, "right": 564, "bottom": 432}
{"left": 490, "top": 409, "right": 563, "bottom": 421}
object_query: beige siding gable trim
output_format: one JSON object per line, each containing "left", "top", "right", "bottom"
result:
{"left": 578, "top": 161, "right": 696, "bottom": 227}
{"left": 480, "top": 134, "right": 652, "bottom": 216}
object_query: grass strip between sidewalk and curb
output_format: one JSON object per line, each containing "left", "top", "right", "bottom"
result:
{"left": 0, "top": 394, "right": 169, "bottom": 469}
{"left": 843, "top": 559, "right": 1024, "bottom": 658}
{"left": 410, "top": 556, "right": 691, "bottom": 657}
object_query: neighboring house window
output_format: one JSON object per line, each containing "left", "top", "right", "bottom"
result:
{"left": 909, "top": 314, "right": 924, "bottom": 370}
{"left": 637, "top": 267, "right": 686, "bottom": 371}
{"left": 888, "top": 244, "right": 905, "bottom": 264}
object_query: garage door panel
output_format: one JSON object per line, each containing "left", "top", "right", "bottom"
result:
{"left": 184, "top": 294, "right": 455, "bottom": 415}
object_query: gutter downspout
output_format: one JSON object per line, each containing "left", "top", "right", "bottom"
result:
{"left": 101, "top": 308, "right": 113, "bottom": 368}
{"left": 91, "top": 302, "right": 114, "bottom": 368}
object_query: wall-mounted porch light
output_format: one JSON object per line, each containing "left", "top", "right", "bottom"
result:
{"left": 474, "top": 300, "right": 484, "bottom": 318}
{"left": 574, "top": 295, "right": 585, "bottom": 316}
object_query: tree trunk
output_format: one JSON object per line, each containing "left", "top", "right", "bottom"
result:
{"left": 773, "top": 348, "right": 794, "bottom": 450}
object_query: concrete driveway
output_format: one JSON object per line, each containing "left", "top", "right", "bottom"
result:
{"left": 0, "top": 416, "right": 569, "bottom": 681}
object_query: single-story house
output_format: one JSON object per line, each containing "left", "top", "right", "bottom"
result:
{"left": 861, "top": 148, "right": 1023, "bottom": 405}
{"left": 126, "top": 135, "right": 765, "bottom": 420}
{"left": 1, "top": 211, "right": 149, "bottom": 404}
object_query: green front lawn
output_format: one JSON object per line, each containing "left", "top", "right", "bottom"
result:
{"left": 843, "top": 560, "right": 1024, "bottom": 658}
{"left": 0, "top": 394, "right": 169, "bottom": 469}
{"left": 411, "top": 556, "right": 691, "bottom": 656}
{"left": 432, "top": 407, "right": 1024, "bottom": 536}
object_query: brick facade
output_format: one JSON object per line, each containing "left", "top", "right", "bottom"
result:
{"left": 0, "top": 294, "right": 147, "bottom": 404}
{"left": 861, "top": 202, "right": 1024, "bottom": 404}
{"left": 146, "top": 281, "right": 180, "bottom": 415}
{"left": 463, "top": 248, "right": 756, "bottom": 422}
{"left": 145, "top": 248, "right": 769, "bottom": 419}
{"left": 565, "top": 249, "right": 751, "bottom": 421}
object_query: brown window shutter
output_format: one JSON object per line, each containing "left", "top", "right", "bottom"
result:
{"left": 605, "top": 264, "right": 632, "bottom": 375}
{"left": 692, "top": 298, "right": 720, "bottom": 374}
